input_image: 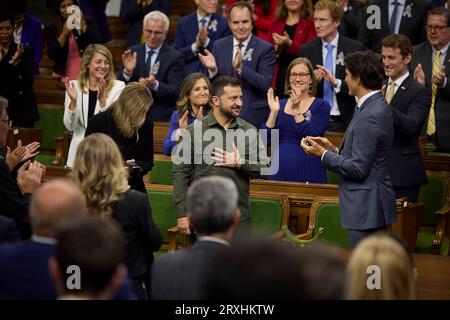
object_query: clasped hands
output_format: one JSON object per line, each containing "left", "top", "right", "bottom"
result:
{"left": 413, "top": 63, "right": 446, "bottom": 87}
{"left": 301, "top": 136, "right": 338, "bottom": 157}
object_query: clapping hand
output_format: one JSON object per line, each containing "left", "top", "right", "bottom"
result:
{"left": 432, "top": 65, "right": 446, "bottom": 87}
{"left": 122, "top": 50, "right": 137, "bottom": 76}
{"left": 17, "top": 160, "right": 45, "bottom": 194}
{"left": 413, "top": 64, "right": 425, "bottom": 85}
{"left": 97, "top": 76, "right": 107, "bottom": 109}
{"left": 198, "top": 49, "right": 218, "bottom": 72}
{"left": 12, "top": 44, "right": 24, "bottom": 65}
{"left": 267, "top": 88, "right": 280, "bottom": 113}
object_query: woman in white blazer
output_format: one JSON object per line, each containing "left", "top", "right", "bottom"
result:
{"left": 64, "top": 44, "right": 125, "bottom": 167}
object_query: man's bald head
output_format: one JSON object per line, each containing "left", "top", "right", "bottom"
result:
{"left": 30, "top": 179, "right": 87, "bottom": 236}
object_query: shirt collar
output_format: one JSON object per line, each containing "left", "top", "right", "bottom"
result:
{"left": 32, "top": 234, "right": 57, "bottom": 245}
{"left": 145, "top": 43, "right": 163, "bottom": 55}
{"left": 196, "top": 10, "right": 212, "bottom": 24}
{"left": 197, "top": 236, "right": 230, "bottom": 246}
{"left": 321, "top": 33, "right": 339, "bottom": 49}
{"left": 389, "top": 71, "right": 409, "bottom": 87}
{"left": 206, "top": 111, "right": 238, "bottom": 129}
{"left": 433, "top": 41, "right": 450, "bottom": 57}
{"left": 357, "top": 90, "right": 380, "bottom": 108}
{"left": 233, "top": 34, "right": 252, "bottom": 49}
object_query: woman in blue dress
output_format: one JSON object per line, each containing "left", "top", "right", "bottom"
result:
{"left": 265, "top": 57, "right": 330, "bottom": 183}
{"left": 163, "top": 73, "right": 212, "bottom": 156}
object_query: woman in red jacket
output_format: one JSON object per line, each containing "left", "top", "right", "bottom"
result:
{"left": 226, "top": 0, "right": 278, "bottom": 42}
{"left": 269, "top": 0, "right": 316, "bottom": 97}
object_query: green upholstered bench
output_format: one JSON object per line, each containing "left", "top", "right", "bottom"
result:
{"left": 250, "top": 197, "right": 289, "bottom": 237}
{"left": 149, "top": 160, "right": 173, "bottom": 185}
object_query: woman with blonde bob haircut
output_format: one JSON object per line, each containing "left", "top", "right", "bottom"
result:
{"left": 71, "top": 133, "right": 162, "bottom": 300}
{"left": 346, "top": 233, "right": 416, "bottom": 300}
{"left": 85, "top": 82, "right": 154, "bottom": 193}
{"left": 64, "top": 44, "right": 125, "bottom": 167}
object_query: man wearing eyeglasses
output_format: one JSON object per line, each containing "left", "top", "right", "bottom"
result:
{"left": 410, "top": 7, "right": 450, "bottom": 152}
{"left": 118, "top": 10, "right": 185, "bottom": 122}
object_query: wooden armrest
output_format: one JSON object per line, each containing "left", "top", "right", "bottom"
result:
{"left": 168, "top": 226, "right": 179, "bottom": 252}
{"left": 436, "top": 203, "right": 450, "bottom": 216}
{"left": 431, "top": 214, "right": 447, "bottom": 254}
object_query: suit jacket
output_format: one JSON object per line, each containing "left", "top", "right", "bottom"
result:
{"left": 20, "top": 13, "right": 43, "bottom": 75}
{"left": 0, "top": 43, "right": 39, "bottom": 127}
{"left": 384, "top": 75, "right": 431, "bottom": 188}
{"left": 63, "top": 79, "right": 125, "bottom": 167}
{"left": 268, "top": 17, "right": 317, "bottom": 88}
{"left": 151, "top": 240, "right": 228, "bottom": 300}
{"left": 79, "top": 0, "right": 111, "bottom": 43}
{"left": 117, "top": 43, "right": 185, "bottom": 122}
{"left": 322, "top": 92, "right": 397, "bottom": 230}
{"left": 0, "top": 216, "right": 20, "bottom": 244}
{"left": 299, "top": 35, "right": 365, "bottom": 128}
{"left": 358, "top": 0, "right": 432, "bottom": 52}
{"left": 175, "top": 11, "right": 231, "bottom": 75}
{"left": 410, "top": 41, "right": 450, "bottom": 152}
{"left": 338, "top": 0, "right": 365, "bottom": 40}
{"left": 111, "top": 190, "right": 162, "bottom": 279}
{"left": 212, "top": 35, "right": 276, "bottom": 129}
{"left": 85, "top": 108, "right": 154, "bottom": 193}
{"left": 120, "top": 0, "right": 170, "bottom": 47}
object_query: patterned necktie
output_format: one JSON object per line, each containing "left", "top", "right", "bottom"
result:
{"left": 427, "top": 51, "right": 442, "bottom": 136}
{"left": 389, "top": 0, "right": 400, "bottom": 34}
{"left": 385, "top": 81, "right": 396, "bottom": 104}
{"left": 146, "top": 50, "right": 154, "bottom": 77}
{"left": 323, "top": 43, "right": 335, "bottom": 107}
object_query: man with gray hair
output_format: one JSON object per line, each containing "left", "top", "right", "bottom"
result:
{"left": 118, "top": 10, "right": 185, "bottom": 121}
{"left": 151, "top": 175, "right": 240, "bottom": 300}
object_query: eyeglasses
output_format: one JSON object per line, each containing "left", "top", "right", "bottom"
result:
{"left": 425, "top": 25, "right": 449, "bottom": 32}
{"left": 290, "top": 72, "right": 311, "bottom": 79}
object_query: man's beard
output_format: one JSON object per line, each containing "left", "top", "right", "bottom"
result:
{"left": 218, "top": 102, "right": 236, "bottom": 120}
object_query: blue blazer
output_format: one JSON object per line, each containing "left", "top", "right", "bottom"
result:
{"left": 322, "top": 92, "right": 397, "bottom": 230}
{"left": 175, "top": 12, "right": 231, "bottom": 75}
{"left": 117, "top": 43, "right": 185, "bottom": 122}
{"left": 20, "top": 13, "right": 43, "bottom": 75}
{"left": 212, "top": 35, "right": 276, "bottom": 129}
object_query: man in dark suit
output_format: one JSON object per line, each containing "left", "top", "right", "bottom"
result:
{"left": 381, "top": 34, "right": 431, "bottom": 202}
{"left": 0, "top": 180, "right": 87, "bottom": 299}
{"left": 358, "top": 0, "right": 432, "bottom": 53}
{"left": 301, "top": 51, "right": 397, "bottom": 248}
{"left": 410, "top": 7, "right": 450, "bottom": 152}
{"left": 118, "top": 10, "right": 185, "bottom": 122}
{"left": 152, "top": 176, "right": 240, "bottom": 300}
{"left": 300, "top": 0, "right": 365, "bottom": 132}
{"left": 120, "top": 0, "right": 170, "bottom": 47}
{"left": 175, "top": 0, "right": 231, "bottom": 75}
{"left": 198, "top": 1, "right": 276, "bottom": 129}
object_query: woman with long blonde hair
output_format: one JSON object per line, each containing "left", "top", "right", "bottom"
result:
{"left": 63, "top": 43, "right": 125, "bottom": 167}
{"left": 70, "top": 133, "right": 162, "bottom": 300}
{"left": 85, "top": 82, "right": 154, "bottom": 193}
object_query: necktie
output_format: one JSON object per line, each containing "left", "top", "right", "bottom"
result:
{"left": 389, "top": 0, "right": 400, "bottom": 34}
{"left": 232, "top": 42, "right": 244, "bottom": 77}
{"left": 427, "top": 51, "right": 442, "bottom": 136}
{"left": 385, "top": 81, "right": 396, "bottom": 104}
{"left": 199, "top": 18, "right": 207, "bottom": 28}
{"left": 323, "top": 43, "right": 335, "bottom": 108}
{"left": 146, "top": 50, "right": 154, "bottom": 77}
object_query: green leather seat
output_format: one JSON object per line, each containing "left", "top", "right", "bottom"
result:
{"left": 149, "top": 160, "right": 173, "bottom": 185}
{"left": 326, "top": 170, "right": 339, "bottom": 185}
{"left": 250, "top": 198, "right": 286, "bottom": 236}
{"left": 313, "top": 203, "right": 350, "bottom": 248}
{"left": 35, "top": 108, "right": 65, "bottom": 151}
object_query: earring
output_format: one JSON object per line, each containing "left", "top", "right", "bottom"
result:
{"left": 308, "top": 84, "right": 312, "bottom": 93}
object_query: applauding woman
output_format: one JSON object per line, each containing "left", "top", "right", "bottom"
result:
{"left": 265, "top": 57, "right": 330, "bottom": 183}
{"left": 163, "top": 73, "right": 212, "bottom": 156}
{"left": 64, "top": 44, "right": 125, "bottom": 167}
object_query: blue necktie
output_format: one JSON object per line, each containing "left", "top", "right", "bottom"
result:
{"left": 146, "top": 50, "right": 154, "bottom": 77}
{"left": 199, "top": 18, "right": 207, "bottom": 28}
{"left": 389, "top": 0, "right": 399, "bottom": 34}
{"left": 323, "top": 43, "right": 335, "bottom": 108}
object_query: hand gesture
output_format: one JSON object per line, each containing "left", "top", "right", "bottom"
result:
{"left": 58, "top": 23, "right": 70, "bottom": 47}
{"left": 177, "top": 217, "right": 191, "bottom": 235}
{"left": 195, "top": 106, "right": 204, "bottom": 120}
{"left": 212, "top": 143, "right": 242, "bottom": 168}
{"left": 178, "top": 110, "right": 189, "bottom": 129}
{"left": 65, "top": 80, "right": 77, "bottom": 108}
{"left": 6, "top": 142, "right": 26, "bottom": 171}
{"left": 272, "top": 32, "right": 291, "bottom": 48}
{"left": 413, "top": 63, "right": 425, "bottom": 85}
{"left": 316, "top": 65, "right": 338, "bottom": 87}
{"left": 198, "top": 49, "right": 217, "bottom": 72}
{"left": 17, "top": 161, "right": 44, "bottom": 194}
{"left": 432, "top": 65, "right": 446, "bottom": 87}
{"left": 314, "top": 68, "right": 324, "bottom": 82}
{"left": 307, "top": 136, "right": 337, "bottom": 153}
{"left": 300, "top": 137, "right": 326, "bottom": 157}
{"left": 97, "top": 77, "right": 107, "bottom": 108}
{"left": 198, "top": 26, "right": 209, "bottom": 47}
{"left": 267, "top": 88, "right": 280, "bottom": 113}
{"left": 122, "top": 50, "right": 137, "bottom": 76}
{"left": 290, "top": 86, "right": 302, "bottom": 106}
{"left": 233, "top": 46, "right": 243, "bottom": 72}
{"left": 12, "top": 44, "right": 24, "bottom": 65}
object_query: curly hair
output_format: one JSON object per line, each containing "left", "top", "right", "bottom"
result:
{"left": 70, "top": 133, "right": 129, "bottom": 217}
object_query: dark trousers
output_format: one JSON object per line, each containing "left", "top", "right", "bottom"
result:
{"left": 394, "top": 186, "right": 420, "bottom": 203}
{"left": 131, "top": 273, "right": 151, "bottom": 300}
{"left": 348, "top": 226, "right": 388, "bottom": 248}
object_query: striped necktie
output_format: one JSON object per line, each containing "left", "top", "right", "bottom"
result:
{"left": 427, "top": 50, "right": 442, "bottom": 136}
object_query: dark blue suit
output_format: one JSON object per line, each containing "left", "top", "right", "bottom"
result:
{"left": 212, "top": 35, "right": 276, "bottom": 129}
{"left": 175, "top": 12, "right": 231, "bottom": 75}
{"left": 117, "top": 43, "right": 185, "bottom": 122}
{"left": 20, "top": 13, "right": 43, "bottom": 75}
{"left": 322, "top": 92, "right": 397, "bottom": 245}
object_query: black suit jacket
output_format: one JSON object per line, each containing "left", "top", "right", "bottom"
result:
{"left": 299, "top": 35, "right": 365, "bottom": 128}
{"left": 151, "top": 240, "right": 228, "bottom": 300}
{"left": 0, "top": 216, "right": 20, "bottom": 244}
{"left": 358, "top": 0, "right": 432, "bottom": 52}
{"left": 410, "top": 41, "right": 450, "bottom": 152}
{"left": 85, "top": 109, "right": 154, "bottom": 193}
{"left": 384, "top": 75, "right": 431, "bottom": 188}
{"left": 117, "top": 43, "right": 185, "bottom": 122}
{"left": 338, "top": 0, "right": 365, "bottom": 40}
{"left": 111, "top": 190, "right": 162, "bottom": 279}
